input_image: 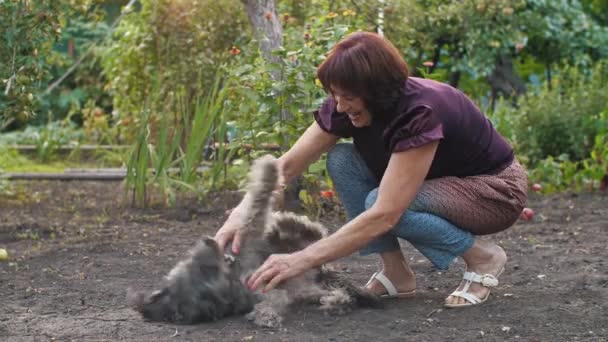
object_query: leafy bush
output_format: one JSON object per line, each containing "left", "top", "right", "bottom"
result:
{"left": 528, "top": 128, "right": 608, "bottom": 193}
{"left": 222, "top": 6, "right": 369, "bottom": 151}
{"left": 384, "top": 0, "right": 527, "bottom": 78}
{"left": 101, "top": 0, "right": 249, "bottom": 143}
{"left": 36, "top": 16, "right": 113, "bottom": 128}
{"left": 0, "top": 0, "right": 102, "bottom": 129}
{"left": 522, "top": 0, "right": 608, "bottom": 68}
{"left": 509, "top": 62, "right": 608, "bottom": 166}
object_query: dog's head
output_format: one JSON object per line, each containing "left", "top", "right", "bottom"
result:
{"left": 128, "top": 237, "right": 257, "bottom": 323}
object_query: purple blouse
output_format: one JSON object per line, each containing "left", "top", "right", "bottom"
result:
{"left": 313, "top": 77, "right": 514, "bottom": 181}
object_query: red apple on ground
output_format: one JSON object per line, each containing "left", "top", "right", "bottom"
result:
{"left": 532, "top": 183, "right": 542, "bottom": 192}
{"left": 320, "top": 190, "right": 334, "bottom": 199}
{"left": 0, "top": 248, "right": 7, "bottom": 261}
{"left": 520, "top": 208, "right": 535, "bottom": 221}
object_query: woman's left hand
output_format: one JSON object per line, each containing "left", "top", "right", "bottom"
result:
{"left": 247, "top": 252, "right": 313, "bottom": 292}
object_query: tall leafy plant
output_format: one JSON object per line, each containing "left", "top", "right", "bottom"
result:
{"left": 180, "top": 75, "right": 228, "bottom": 184}
{"left": 125, "top": 105, "right": 152, "bottom": 207}
{"left": 125, "top": 73, "right": 231, "bottom": 207}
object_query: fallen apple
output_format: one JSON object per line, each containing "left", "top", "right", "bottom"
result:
{"left": 0, "top": 248, "right": 8, "bottom": 261}
{"left": 319, "top": 190, "right": 334, "bottom": 199}
{"left": 520, "top": 208, "right": 535, "bottom": 221}
{"left": 532, "top": 183, "right": 542, "bottom": 192}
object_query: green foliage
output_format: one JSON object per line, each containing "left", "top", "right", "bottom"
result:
{"left": 215, "top": 6, "right": 372, "bottom": 194}
{"left": 522, "top": 0, "right": 608, "bottom": 66}
{"left": 0, "top": 116, "right": 85, "bottom": 162}
{"left": 0, "top": 0, "right": 102, "bottom": 129}
{"left": 0, "top": 147, "right": 24, "bottom": 195}
{"left": 508, "top": 62, "right": 608, "bottom": 166}
{"left": 101, "top": 0, "right": 248, "bottom": 143}
{"left": 0, "top": 172, "right": 8, "bottom": 195}
{"left": 125, "top": 72, "right": 231, "bottom": 207}
{"left": 180, "top": 75, "right": 228, "bottom": 185}
{"left": 37, "top": 17, "right": 113, "bottom": 128}
{"left": 297, "top": 162, "right": 344, "bottom": 219}
{"left": 1, "top": 1, "right": 62, "bottom": 127}
{"left": 528, "top": 129, "right": 608, "bottom": 193}
{"left": 126, "top": 104, "right": 152, "bottom": 207}
{"left": 581, "top": 0, "right": 608, "bottom": 25}
{"left": 380, "top": 0, "right": 608, "bottom": 98}
{"left": 223, "top": 6, "right": 365, "bottom": 160}
{"left": 385, "top": 0, "right": 527, "bottom": 79}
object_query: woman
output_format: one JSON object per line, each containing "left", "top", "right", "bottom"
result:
{"left": 215, "top": 31, "right": 527, "bottom": 308}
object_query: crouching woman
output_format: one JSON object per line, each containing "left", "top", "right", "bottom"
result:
{"left": 215, "top": 31, "right": 528, "bottom": 308}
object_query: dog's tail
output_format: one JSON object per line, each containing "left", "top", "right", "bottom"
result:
{"left": 239, "top": 154, "right": 279, "bottom": 240}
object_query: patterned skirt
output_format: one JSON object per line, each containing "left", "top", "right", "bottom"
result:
{"left": 410, "top": 159, "right": 528, "bottom": 235}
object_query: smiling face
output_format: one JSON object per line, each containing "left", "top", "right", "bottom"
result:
{"left": 331, "top": 86, "right": 372, "bottom": 128}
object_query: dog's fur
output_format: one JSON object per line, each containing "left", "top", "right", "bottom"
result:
{"left": 127, "top": 155, "right": 380, "bottom": 327}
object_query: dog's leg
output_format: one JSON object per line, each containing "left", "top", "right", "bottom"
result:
{"left": 238, "top": 155, "right": 279, "bottom": 241}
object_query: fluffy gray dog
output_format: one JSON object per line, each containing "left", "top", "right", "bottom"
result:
{"left": 127, "top": 155, "right": 380, "bottom": 327}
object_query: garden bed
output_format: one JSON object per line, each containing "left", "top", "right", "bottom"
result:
{"left": 0, "top": 181, "right": 606, "bottom": 341}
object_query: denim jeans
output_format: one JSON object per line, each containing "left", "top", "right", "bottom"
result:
{"left": 326, "top": 143, "right": 475, "bottom": 270}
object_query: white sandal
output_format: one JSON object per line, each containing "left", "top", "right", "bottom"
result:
{"left": 364, "top": 271, "right": 416, "bottom": 299}
{"left": 444, "top": 267, "right": 504, "bottom": 308}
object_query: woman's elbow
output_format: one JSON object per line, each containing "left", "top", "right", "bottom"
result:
{"left": 367, "top": 207, "right": 403, "bottom": 235}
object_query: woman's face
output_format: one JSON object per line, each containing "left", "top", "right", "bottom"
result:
{"left": 331, "top": 86, "right": 372, "bottom": 127}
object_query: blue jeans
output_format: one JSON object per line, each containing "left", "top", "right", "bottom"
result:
{"left": 326, "top": 143, "right": 474, "bottom": 270}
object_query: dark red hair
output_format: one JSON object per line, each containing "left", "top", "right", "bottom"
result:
{"left": 316, "top": 31, "right": 409, "bottom": 116}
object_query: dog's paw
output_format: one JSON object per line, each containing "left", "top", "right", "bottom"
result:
{"left": 319, "top": 288, "right": 354, "bottom": 314}
{"left": 246, "top": 304, "right": 283, "bottom": 329}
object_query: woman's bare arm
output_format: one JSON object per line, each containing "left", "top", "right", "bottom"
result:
{"left": 277, "top": 121, "right": 339, "bottom": 185}
{"left": 247, "top": 140, "right": 440, "bottom": 291}
{"left": 215, "top": 121, "right": 338, "bottom": 252}
{"left": 299, "top": 140, "right": 439, "bottom": 265}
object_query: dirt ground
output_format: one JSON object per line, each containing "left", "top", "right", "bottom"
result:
{"left": 0, "top": 181, "right": 606, "bottom": 342}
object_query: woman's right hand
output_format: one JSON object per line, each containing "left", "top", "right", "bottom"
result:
{"left": 214, "top": 210, "right": 245, "bottom": 254}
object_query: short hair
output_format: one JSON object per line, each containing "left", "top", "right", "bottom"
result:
{"left": 316, "top": 31, "right": 409, "bottom": 116}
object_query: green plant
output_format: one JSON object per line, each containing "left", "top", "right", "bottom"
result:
{"left": 522, "top": 0, "right": 608, "bottom": 76}
{"left": 223, "top": 7, "right": 362, "bottom": 154}
{"left": 101, "top": 0, "right": 248, "bottom": 144}
{"left": 180, "top": 76, "right": 228, "bottom": 185}
{"left": 512, "top": 62, "right": 608, "bottom": 166}
{"left": 0, "top": 115, "right": 86, "bottom": 162}
{"left": 0, "top": 169, "right": 9, "bottom": 195}
{"left": 124, "top": 72, "right": 232, "bottom": 207}
{"left": 0, "top": 147, "right": 14, "bottom": 195}
{"left": 528, "top": 115, "right": 608, "bottom": 193}
{"left": 126, "top": 104, "right": 152, "bottom": 207}
{"left": 0, "top": 0, "right": 103, "bottom": 129}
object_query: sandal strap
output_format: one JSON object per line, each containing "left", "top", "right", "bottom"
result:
{"left": 449, "top": 290, "right": 483, "bottom": 304}
{"left": 365, "top": 271, "right": 398, "bottom": 296}
{"left": 463, "top": 271, "right": 499, "bottom": 287}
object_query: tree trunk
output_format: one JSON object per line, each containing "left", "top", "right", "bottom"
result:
{"left": 241, "top": 0, "right": 301, "bottom": 207}
{"left": 241, "top": 0, "right": 283, "bottom": 81}
{"left": 241, "top": 0, "right": 289, "bottom": 125}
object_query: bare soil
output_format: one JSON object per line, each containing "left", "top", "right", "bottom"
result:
{"left": 1, "top": 181, "right": 607, "bottom": 342}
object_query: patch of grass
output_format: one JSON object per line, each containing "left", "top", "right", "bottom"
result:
{"left": 0, "top": 146, "right": 102, "bottom": 173}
